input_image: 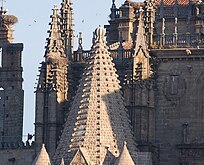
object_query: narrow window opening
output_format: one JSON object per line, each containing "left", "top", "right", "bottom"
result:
{"left": 0, "top": 48, "right": 2, "bottom": 67}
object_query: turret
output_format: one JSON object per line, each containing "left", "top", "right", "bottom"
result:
{"left": 118, "top": 0, "right": 135, "bottom": 43}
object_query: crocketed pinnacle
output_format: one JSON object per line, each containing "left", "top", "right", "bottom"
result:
{"left": 45, "top": 5, "right": 65, "bottom": 59}
{"left": 61, "top": 0, "right": 74, "bottom": 59}
{"left": 61, "top": 0, "right": 73, "bottom": 32}
{"left": 133, "top": 7, "right": 151, "bottom": 80}
{"left": 134, "top": 7, "right": 149, "bottom": 57}
{"left": 53, "top": 26, "right": 137, "bottom": 165}
{"left": 32, "top": 144, "right": 51, "bottom": 165}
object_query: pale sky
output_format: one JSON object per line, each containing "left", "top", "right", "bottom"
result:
{"left": 6, "top": 0, "right": 125, "bottom": 140}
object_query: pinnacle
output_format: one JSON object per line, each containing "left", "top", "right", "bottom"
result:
{"left": 45, "top": 5, "right": 65, "bottom": 58}
{"left": 134, "top": 7, "right": 149, "bottom": 56}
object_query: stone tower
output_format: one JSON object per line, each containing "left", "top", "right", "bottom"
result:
{"left": 53, "top": 27, "right": 137, "bottom": 165}
{"left": 0, "top": 8, "right": 24, "bottom": 146}
{"left": 118, "top": 0, "right": 135, "bottom": 43}
{"left": 35, "top": 6, "right": 68, "bottom": 157}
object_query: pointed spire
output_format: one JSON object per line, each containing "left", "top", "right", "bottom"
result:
{"left": 61, "top": 0, "right": 74, "bottom": 61}
{"left": 45, "top": 5, "right": 65, "bottom": 59}
{"left": 32, "top": 144, "right": 51, "bottom": 165}
{"left": 53, "top": 27, "right": 137, "bottom": 164}
{"left": 133, "top": 7, "right": 151, "bottom": 80}
{"left": 117, "top": 142, "right": 135, "bottom": 165}
{"left": 134, "top": 7, "right": 149, "bottom": 56}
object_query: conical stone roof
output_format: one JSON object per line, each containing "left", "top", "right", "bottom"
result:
{"left": 32, "top": 144, "right": 51, "bottom": 165}
{"left": 117, "top": 142, "right": 135, "bottom": 165}
{"left": 53, "top": 27, "right": 137, "bottom": 165}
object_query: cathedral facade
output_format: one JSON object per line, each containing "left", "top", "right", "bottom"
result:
{"left": 1, "top": 0, "right": 204, "bottom": 164}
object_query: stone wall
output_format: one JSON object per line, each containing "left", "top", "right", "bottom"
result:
{"left": 152, "top": 48, "right": 204, "bottom": 165}
{"left": 0, "top": 148, "right": 34, "bottom": 165}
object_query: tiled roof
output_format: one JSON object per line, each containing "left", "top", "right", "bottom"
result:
{"left": 156, "top": 0, "right": 189, "bottom": 6}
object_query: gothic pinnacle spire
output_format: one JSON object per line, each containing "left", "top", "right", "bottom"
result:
{"left": 133, "top": 7, "right": 151, "bottom": 80}
{"left": 61, "top": 0, "right": 74, "bottom": 61}
{"left": 45, "top": 5, "right": 65, "bottom": 59}
{"left": 134, "top": 7, "right": 149, "bottom": 57}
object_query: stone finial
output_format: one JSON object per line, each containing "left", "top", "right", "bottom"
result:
{"left": 94, "top": 26, "right": 106, "bottom": 44}
{"left": 90, "top": 26, "right": 109, "bottom": 54}
{"left": 112, "top": 0, "right": 116, "bottom": 4}
{"left": 78, "top": 32, "right": 83, "bottom": 50}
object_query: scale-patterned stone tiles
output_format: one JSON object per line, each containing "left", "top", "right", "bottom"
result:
{"left": 53, "top": 27, "right": 137, "bottom": 165}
